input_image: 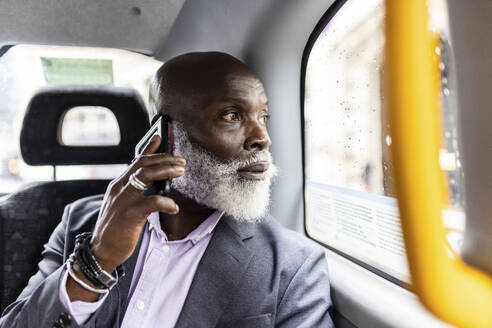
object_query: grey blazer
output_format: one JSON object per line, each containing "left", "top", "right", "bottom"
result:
{"left": 0, "top": 195, "right": 334, "bottom": 328}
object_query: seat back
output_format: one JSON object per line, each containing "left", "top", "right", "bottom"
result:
{"left": 0, "top": 180, "right": 109, "bottom": 310}
{"left": 0, "top": 86, "right": 150, "bottom": 311}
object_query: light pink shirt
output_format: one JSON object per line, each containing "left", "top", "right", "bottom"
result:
{"left": 59, "top": 210, "right": 223, "bottom": 327}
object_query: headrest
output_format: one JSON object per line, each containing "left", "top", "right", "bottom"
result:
{"left": 20, "top": 86, "right": 150, "bottom": 165}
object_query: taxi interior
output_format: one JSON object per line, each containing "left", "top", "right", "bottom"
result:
{"left": 1, "top": 1, "right": 492, "bottom": 327}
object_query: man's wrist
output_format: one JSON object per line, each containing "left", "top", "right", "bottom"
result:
{"left": 74, "top": 233, "right": 119, "bottom": 289}
{"left": 90, "top": 249, "right": 118, "bottom": 274}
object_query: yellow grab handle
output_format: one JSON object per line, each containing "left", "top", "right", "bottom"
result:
{"left": 385, "top": 1, "right": 492, "bottom": 327}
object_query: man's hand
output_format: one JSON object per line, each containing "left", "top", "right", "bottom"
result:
{"left": 92, "top": 134, "right": 185, "bottom": 271}
{"left": 66, "top": 135, "right": 185, "bottom": 301}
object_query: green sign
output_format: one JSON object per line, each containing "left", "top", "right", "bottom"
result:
{"left": 40, "top": 57, "right": 114, "bottom": 85}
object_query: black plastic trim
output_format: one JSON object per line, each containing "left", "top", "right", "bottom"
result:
{"left": 0, "top": 43, "right": 14, "bottom": 303}
{"left": 300, "top": 0, "right": 410, "bottom": 290}
{"left": 0, "top": 45, "right": 14, "bottom": 58}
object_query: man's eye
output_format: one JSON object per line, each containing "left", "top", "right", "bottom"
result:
{"left": 222, "top": 112, "right": 240, "bottom": 121}
{"left": 260, "top": 114, "right": 270, "bottom": 124}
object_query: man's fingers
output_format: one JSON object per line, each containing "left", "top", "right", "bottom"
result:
{"left": 118, "top": 135, "right": 163, "bottom": 184}
{"left": 133, "top": 165, "right": 185, "bottom": 186}
{"left": 135, "top": 153, "right": 186, "bottom": 169}
{"left": 120, "top": 153, "right": 186, "bottom": 187}
{"left": 141, "top": 134, "right": 161, "bottom": 155}
{"left": 122, "top": 163, "right": 184, "bottom": 199}
{"left": 137, "top": 195, "right": 179, "bottom": 215}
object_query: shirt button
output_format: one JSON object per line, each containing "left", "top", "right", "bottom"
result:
{"left": 162, "top": 245, "right": 170, "bottom": 253}
{"left": 136, "top": 300, "right": 145, "bottom": 310}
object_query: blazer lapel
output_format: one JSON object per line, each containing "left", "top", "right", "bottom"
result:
{"left": 175, "top": 216, "right": 255, "bottom": 328}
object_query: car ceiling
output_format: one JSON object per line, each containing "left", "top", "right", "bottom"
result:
{"left": 0, "top": 0, "right": 185, "bottom": 55}
{"left": 0, "top": 0, "right": 329, "bottom": 62}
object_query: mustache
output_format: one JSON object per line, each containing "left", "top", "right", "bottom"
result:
{"left": 227, "top": 151, "right": 273, "bottom": 169}
{"left": 219, "top": 151, "right": 278, "bottom": 178}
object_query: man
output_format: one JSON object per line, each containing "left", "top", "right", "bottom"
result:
{"left": 0, "top": 52, "right": 334, "bottom": 327}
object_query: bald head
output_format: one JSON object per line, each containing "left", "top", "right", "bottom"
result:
{"left": 149, "top": 52, "right": 261, "bottom": 122}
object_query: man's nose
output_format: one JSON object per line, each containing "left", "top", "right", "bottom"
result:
{"left": 244, "top": 123, "right": 271, "bottom": 151}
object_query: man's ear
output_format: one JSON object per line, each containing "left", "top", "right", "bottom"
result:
{"left": 150, "top": 114, "right": 161, "bottom": 125}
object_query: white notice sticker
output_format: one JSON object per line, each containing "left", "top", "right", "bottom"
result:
{"left": 305, "top": 180, "right": 410, "bottom": 282}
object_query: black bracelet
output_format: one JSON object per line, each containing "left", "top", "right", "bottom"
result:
{"left": 73, "top": 232, "right": 119, "bottom": 289}
{"left": 74, "top": 250, "right": 104, "bottom": 287}
{"left": 74, "top": 233, "right": 103, "bottom": 287}
{"left": 75, "top": 240, "right": 102, "bottom": 281}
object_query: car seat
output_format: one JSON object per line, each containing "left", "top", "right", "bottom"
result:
{"left": 0, "top": 86, "right": 150, "bottom": 311}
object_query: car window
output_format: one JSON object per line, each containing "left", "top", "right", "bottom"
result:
{"left": 303, "top": 0, "right": 464, "bottom": 285}
{"left": 0, "top": 45, "right": 161, "bottom": 195}
{"left": 60, "top": 106, "right": 121, "bottom": 146}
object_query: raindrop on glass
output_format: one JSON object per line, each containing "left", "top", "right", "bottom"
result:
{"left": 385, "top": 135, "right": 392, "bottom": 146}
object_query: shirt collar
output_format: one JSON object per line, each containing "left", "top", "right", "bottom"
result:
{"left": 147, "top": 210, "right": 224, "bottom": 245}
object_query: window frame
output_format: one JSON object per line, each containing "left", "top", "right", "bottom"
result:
{"left": 300, "top": 0, "right": 409, "bottom": 289}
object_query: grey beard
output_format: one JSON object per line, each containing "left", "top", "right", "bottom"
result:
{"left": 171, "top": 122, "right": 278, "bottom": 222}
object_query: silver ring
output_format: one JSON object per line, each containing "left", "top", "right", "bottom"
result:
{"left": 129, "top": 172, "right": 148, "bottom": 191}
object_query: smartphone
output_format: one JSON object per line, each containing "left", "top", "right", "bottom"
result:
{"left": 134, "top": 115, "right": 171, "bottom": 196}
